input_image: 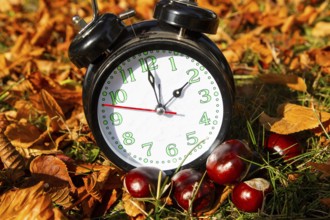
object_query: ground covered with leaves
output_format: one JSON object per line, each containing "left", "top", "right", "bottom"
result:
{"left": 0, "top": 0, "right": 329, "bottom": 219}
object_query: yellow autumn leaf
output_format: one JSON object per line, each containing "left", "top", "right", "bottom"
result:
{"left": 312, "top": 22, "right": 330, "bottom": 37}
{"left": 122, "top": 191, "right": 146, "bottom": 219}
{"left": 259, "top": 103, "right": 330, "bottom": 134}
{"left": 259, "top": 74, "right": 307, "bottom": 92}
{"left": 0, "top": 181, "right": 56, "bottom": 220}
{"left": 4, "top": 119, "right": 49, "bottom": 149}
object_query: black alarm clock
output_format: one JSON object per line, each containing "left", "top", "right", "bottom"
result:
{"left": 69, "top": 0, "right": 235, "bottom": 174}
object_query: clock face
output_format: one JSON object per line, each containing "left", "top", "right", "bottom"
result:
{"left": 96, "top": 50, "right": 225, "bottom": 172}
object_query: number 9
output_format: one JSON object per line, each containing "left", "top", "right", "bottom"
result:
{"left": 110, "top": 112, "right": 123, "bottom": 126}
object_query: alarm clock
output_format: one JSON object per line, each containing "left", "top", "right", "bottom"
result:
{"left": 69, "top": 0, "right": 235, "bottom": 174}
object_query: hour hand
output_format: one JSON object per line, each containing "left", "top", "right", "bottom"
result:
{"left": 145, "top": 59, "right": 160, "bottom": 105}
{"left": 164, "top": 82, "right": 189, "bottom": 107}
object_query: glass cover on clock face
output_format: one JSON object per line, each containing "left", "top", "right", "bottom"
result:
{"left": 97, "top": 50, "right": 224, "bottom": 171}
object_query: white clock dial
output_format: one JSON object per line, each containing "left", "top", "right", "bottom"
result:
{"left": 97, "top": 50, "right": 224, "bottom": 171}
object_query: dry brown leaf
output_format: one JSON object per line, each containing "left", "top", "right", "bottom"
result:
{"left": 259, "top": 74, "right": 307, "bottom": 92}
{"left": 0, "top": 181, "right": 55, "bottom": 220}
{"left": 75, "top": 163, "right": 124, "bottom": 190}
{"left": 259, "top": 103, "right": 330, "bottom": 135}
{"left": 4, "top": 119, "right": 49, "bottom": 149}
{"left": 81, "top": 193, "right": 98, "bottom": 218}
{"left": 312, "top": 22, "right": 330, "bottom": 38}
{"left": 203, "top": 185, "right": 233, "bottom": 216}
{"left": 83, "top": 172, "right": 103, "bottom": 202}
{"left": 0, "top": 114, "right": 25, "bottom": 181}
{"left": 41, "top": 89, "right": 66, "bottom": 131}
{"left": 30, "top": 155, "right": 76, "bottom": 191}
{"left": 281, "top": 15, "right": 295, "bottom": 33}
{"left": 122, "top": 191, "right": 146, "bottom": 218}
{"left": 47, "top": 186, "right": 74, "bottom": 208}
{"left": 312, "top": 47, "right": 330, "bottom": 67}
{"left": 307, "top": 160, "right": 330, "bottom": 178}
{"left": 28, "top": 72, "right": 82, "bottom": 107}
{"left": 320, "top": 198, "right": 330, "bottom": 208}
{"left": 0, "top": 54, "right": 9, "bottom": 77}
{"left": 0, "top": 114, "right": 25, "bottom": 170}
{"left": 16, "top": 146, "right": 61, "bottom": 159}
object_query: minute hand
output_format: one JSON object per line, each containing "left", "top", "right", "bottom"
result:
{"left": 145, "top": 59, "right": 161, "bottom": 105}
{"left": 164, "top": 82, "right": 189, "bottom": 108}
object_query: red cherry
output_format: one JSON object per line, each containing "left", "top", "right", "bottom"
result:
{"left": 124, "top": 166, "right": 166, "bottom": 198}
{"left": 206, "top": 139, "right": 253, "bottom": 185}
{"left": 265, "top": 133, "right": 302, "bottom": 161}
{"left": 172, "top": 169, "right": 215, "bottom": 213}
{"left": 231, "top": 178, "right": 271, "bottom": 212}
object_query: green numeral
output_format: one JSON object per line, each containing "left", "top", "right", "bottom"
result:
{"left": 186, "top": 69, "right": 200, "bottom": 84}
{"left": 123, "top": 132, "right": 135, "bottom": 145}
{"left": 198, "top": 89, "right": 211, "bottom": 104}
{"left": 139, "top": 56, "right": 158, "bottom": 72}
{"left": 169, "top": 57, "right": 177, "bottom": 71}
{"left": 199, "top": 112, "right": 211, "bottom": 126}
{"left": 110, "top": 89, "right": 127, "bottom": 105}
{"left": 110, "top": 112, "right": 123, "bottom": 126}
{"left": 142, "top": 142, "right": 153, "bottom": 157}
{"left": 166, "top": 144, "right": 178, "bottom": 157}
{"left": 186, "top": 131, "right": 198, "bottom": 145}
{"left": 119, "top": 67, "right": 136, "bottom": 84}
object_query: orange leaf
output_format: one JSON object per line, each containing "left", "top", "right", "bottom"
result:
{"left": 203, "top": 185, "right": 233, "bottom": 216}
{"left": 0, "top": 114, "right": 25, "bottom": 181}
{"left": 307, "top": 160, "right": 330, "bottom": 178}
{"left": 0, "top": 181, "right": 55, "bottom": 220}
{"left": 30, "top": 155, "right": 76, "bottom": 191}
{"left": 320, "top": 198, "right": 330, "bottom": 208}
{"left": 312, "top": 22, "right": 330, "bottom": 38}
{"left": 4, "top": 119, "right": 48, "bottom": 149}
{"left": 259, "top": 103, "right": 330, "bottom": 135}
{"left": 47, "top": 186, "right": 74, "bottom": 208}
{"left": 83, "top": 172, "right": 103, "bottom": 202}
{"left": 41, "top": 89, "right": 66, "bottom": 131}
{"left": 259, "top": 74, "right": 307, "bottom": 92}
{"left": 122, "top": 191, "right": 146, "bottom": 218}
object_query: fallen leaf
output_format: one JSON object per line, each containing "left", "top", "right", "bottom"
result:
{"left": 0, "top": 181, "right": 55, "bottom": 220}
{"left": 4, "top": 119, "right": 49, "bottom": 149}
{"left": 41, "top": 89, "right": 66, "bottom": 131}
{"left": 92, "top": 189, "right": 121, "bottom": 217}
{"left": 312, "top": 22, "right": 330, "bottom": 37}
{"left": 30, "top": 155, "right": 76, "bottom": 191}
{"left": 0, "top": 114, "right": 25, "bottom": 180}
{"left": 122, "top": 191, "right": 146, "bottom": 219}
{"left": 0, "top": 114, "right": 25, "bottom": 170}
{"left": 307, "top": 160, "right": 330, "bottom": 178}
{"left": 259, "top": 74, "right": 307, "bottom": 92}
{"left": 259, "top": 103, "right": 330, "bottom": 134}
{"left": 47, "top": 186, "right": 74, "bottom": 208}
{"left": 83, "top": 172, "right": 103, "bottom": 202}
{"left": 203, "top": 185, "right": 233, "bottom": 216}
{"left": 320, "top": 198, "right": 330, "bottom": 208}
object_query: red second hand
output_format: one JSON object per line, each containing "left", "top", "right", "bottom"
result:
{"left": 102, "top": 104, "right": 177, "bottom": 115}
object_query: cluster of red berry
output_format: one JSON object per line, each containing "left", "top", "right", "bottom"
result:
{"left": 123, "top": 133, "right": 301, "bottom": 214}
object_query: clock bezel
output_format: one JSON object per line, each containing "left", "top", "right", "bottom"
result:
{"left": 88, "top": 37, "right": 234, "bottom": 174}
